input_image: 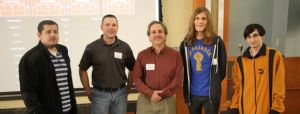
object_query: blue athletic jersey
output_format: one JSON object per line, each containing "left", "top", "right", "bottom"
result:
{"left": 189, "top": 39, "right": 213, "bottom": 96}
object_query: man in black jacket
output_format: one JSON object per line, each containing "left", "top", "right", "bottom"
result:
{"left": 19, "top": 20, "right": 77, "bottom": 114}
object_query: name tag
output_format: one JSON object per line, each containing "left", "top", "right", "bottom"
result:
{"left": 212, "top": 58, "right": 218, "bottom": 65}
{"left": 114, "top": 52, "right": 122, "bottom": 59}
{"left": 146, "top": 64, "right": 155, "bottom": 70}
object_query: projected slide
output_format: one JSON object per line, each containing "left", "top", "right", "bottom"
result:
{"left": 0, "top": 0, "right": 159, "bottom": 92}
{"left": 0, "top": 0, "right": 135, "bottom": 16}
{"left": 0, "top": 0, "right": 30, "bottom": 16}
{"left": 30, "top": 0, "right": 64, "bottom": 16}
{"left": 66, "top": 0, "right": 99, "bottom": 15}
{"left": 102, "top": 0, "right": 134, "bottom": 14}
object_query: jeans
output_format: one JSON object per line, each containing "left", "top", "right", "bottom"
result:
{"left": 189, "top": 95, "right": 219, "bottom": 114}
{"left": 91, "top": 87, "right": 128, "bottom": 114}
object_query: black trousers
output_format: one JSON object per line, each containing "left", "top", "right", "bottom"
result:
{"left": 63, "top": 110, "right": 71, "bottom": 114}
{"left": 189, "top": 95, "right": 220, "bottom": 114}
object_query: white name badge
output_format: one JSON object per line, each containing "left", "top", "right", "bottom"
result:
{"left": 146, "top": 64, "right": 155, "bottom": 70}
{"left": 114, "top": 52, "right": 123, "bottom": 59}
{"left": 212, "top": 58, "right": 218, "bottom": 65}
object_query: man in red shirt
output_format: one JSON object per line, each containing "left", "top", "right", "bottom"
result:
{"left": 132, "top": 21, "right": 183, "bottom": 114}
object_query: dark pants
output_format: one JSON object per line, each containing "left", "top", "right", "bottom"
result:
{"left": 63, "top": 111, "right": 71, "bottom": 114}
{"left": 189, "top": 95, "right": 219, "bottom": 114}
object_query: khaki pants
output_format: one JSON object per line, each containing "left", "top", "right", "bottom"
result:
{"left": 136, "top": 94, "right": 176, "bottom": 114}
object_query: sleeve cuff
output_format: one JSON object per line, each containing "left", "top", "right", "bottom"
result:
{"left": 158, "top": 89, "right": 170, "bottom": 98}
{"left": 144, "top": 89, "right": 154, "bottom": 98}
{"left": 229, "top": 108, "right": 238, "bottom": 114}
{"left": 269, "top": 109, "right": 280, "bottom": 114}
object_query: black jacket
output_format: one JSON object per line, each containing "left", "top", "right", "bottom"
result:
{"left": 179, "top": 36, "right": 227, "bottom": 105}
{"left": 19, "top": 42, "right": 77, "bottom": 114}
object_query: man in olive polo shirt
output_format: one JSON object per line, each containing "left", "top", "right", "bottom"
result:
{"left": 79, "top": 14, "right": 135, "bottom": 114}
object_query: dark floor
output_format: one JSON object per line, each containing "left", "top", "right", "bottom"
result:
{"left": 0, "top": 101, "right": 137, "bottom": 114}
{"left": 0, "top": 103, "right": 230, "bottom": 114}
{"left": 0, "top": 104, "right": 90, "bottom": 114}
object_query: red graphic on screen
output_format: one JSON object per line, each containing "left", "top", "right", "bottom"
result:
{"left": 66, "top": 0, "right": 99, "bottom": 15}
{"left": 0, "top": 0, "right": 29, "bottom": 16}
{"left": 0, "top": 0, "right": 135, "bottom": 16}
{"left": 102, "top": 0, "right": 134, "bottom": 14}
{"left": 30, "top": 0, "right": 64, "bottom": 16}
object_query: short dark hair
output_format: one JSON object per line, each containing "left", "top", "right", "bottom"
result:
{"left": 101, "top": 14, "right": 118, "bottom": 25}
{"left": 147, "top": 21, "right": 168, "bottom": 36}
{"left": 37, "top": 20, "right": 58, "bottom": 33}
{"left": 243, "top": 23, "right": 265, "bottom": 39}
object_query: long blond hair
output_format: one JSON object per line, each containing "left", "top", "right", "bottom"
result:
{"left": 184, "top": 7, "right": 216, "bottom": 46}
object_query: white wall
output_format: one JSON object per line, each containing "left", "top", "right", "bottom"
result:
{"left": 162, "top": 0, "right": 193, "bottom": 48}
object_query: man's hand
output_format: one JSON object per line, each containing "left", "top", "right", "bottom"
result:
{"left": 150, "top": 90, "right": 163, "bottom": 102}
{"left": 79, "top": 70, "right": 93, "bottom": 102}
{"left": 127, "top": 84, "right": 133, "bottom": 93}
{"left": 127, "top": 71, "right": 134, "bottom": 93}
{"left": 86, "top": 89, "right": 93, "bottom": 102}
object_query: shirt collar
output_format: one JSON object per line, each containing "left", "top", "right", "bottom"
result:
{"left": 99, "top": 35, "right": 120, "bottom": 47}
{"left": 38, "top": 41, "right": 60, "bottom": 56}
{"left": 149, "top": 45, "right": 168, "bottom": 55}
{"left": 243, "top": 43, "right": 267, "bottom": 59}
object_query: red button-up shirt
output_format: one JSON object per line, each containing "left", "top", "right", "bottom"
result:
{"left": 133, "top": 46, "right": 183, "bottom": 98}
